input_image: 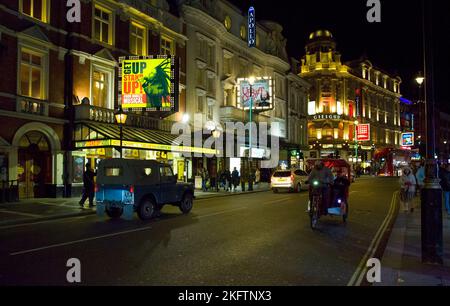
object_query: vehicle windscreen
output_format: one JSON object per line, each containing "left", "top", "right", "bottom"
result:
{"left": 273, "top": 171, "right": 291, "bottom": 177}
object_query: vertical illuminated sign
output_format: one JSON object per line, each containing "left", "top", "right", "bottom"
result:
{"left": 248, "top": 7, "right": 256, "bottom": 48}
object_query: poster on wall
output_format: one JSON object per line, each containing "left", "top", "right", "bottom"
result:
{"left": 237, "top": 77, "right": 273, "bottom": 111}
{"left": 72, "top": 156, "right": 85, "bottom": 184}
{"left": 119, "top": 55, "right": 179, "bottom": 112}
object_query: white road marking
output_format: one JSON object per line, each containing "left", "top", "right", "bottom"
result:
{"left": 10, "top": 226, "right": 154, "bottom": 256}
{"left": 9, "top": 206, "right": 249, "bottom": 256}
{"left": 0, "top": 210, "right": 43, "bottom": 218}
{"left": 0, "top": 215, "right": 90, "bottom": 230}
{"left": 347, "top": 191, "right": 399, "bottom": 286}
{"left": 196, "top": 207, "right": 247, "bottom": 219}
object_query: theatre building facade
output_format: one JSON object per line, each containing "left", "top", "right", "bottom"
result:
{"left": 0, "top": 0, "right": 190, "bottom": 199}
{"left": 300, "top": 30, "right": 403, "bottom": 167}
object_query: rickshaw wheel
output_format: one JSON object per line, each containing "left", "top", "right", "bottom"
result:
{"left": 310, "top": 196, "right": 320, "bottom": 230}
{"left": 106, "top": 207, "right": 123, "bottom": 219}
{"left": 342, "top": 202, "right": 349, "bottom": 223}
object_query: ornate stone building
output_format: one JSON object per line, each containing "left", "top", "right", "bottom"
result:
{"left": 300, "top": 30, "right": 402, "bottom": 167}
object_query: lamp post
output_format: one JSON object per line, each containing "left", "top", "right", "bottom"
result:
{"left": 420, "top": 0, "right": 443, "bottom": 265}
{"left": 212, "top": 129, "right": 221, "bottom": 192}
{"left": 115, "top": 107, "right": 128, "bottom": 159}
{"left": 354, "top": 120, "right": 359, "bottom": 169}
{"left": 246, "top": 77, "right": 256, "bottom": 192}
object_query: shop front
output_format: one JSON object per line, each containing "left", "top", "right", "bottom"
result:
{"left": 72, "top": 122, "right": 216, "bottom": 195}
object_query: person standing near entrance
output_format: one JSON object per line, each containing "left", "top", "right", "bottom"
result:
{"left": 79, "top": 162, "right": 96, "bottom": 208}
{"left": 231, "top": 167, "right": 240, "bottom": 192}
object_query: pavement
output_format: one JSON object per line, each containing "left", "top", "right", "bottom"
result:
{"left": 0, "top": 183, "right": 270, "bottom": 227}
{"left": 0, "top": 177, "right": 398, "bottom": 285}
{"left": 377, "top": 195, "right": 450, "bottom": 286}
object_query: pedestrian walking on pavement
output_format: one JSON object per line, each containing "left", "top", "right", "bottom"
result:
{"left": 232, "top": 167, "right": 240, "bottom": 192}
{"left": 79, "top": 162, "right": 96, "bottom": 208}
{"left": 415, "top": 162, "right": 425, "bottom": 196}
{"left": 201, "top": 168, "right": 209, "bottom": 192}
{"left": 439, "top": 163, "right": 450, "bottom": 215}
{"left": 399, "top": 167, "right": 417, "bottom": 213}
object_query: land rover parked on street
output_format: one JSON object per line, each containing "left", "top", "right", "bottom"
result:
{"left": 95, "top": 159, "right": 194, "bottom": 220}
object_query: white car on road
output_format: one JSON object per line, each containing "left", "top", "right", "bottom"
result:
{"left": 271, "top": 169, "right": 310, "bottom": 193}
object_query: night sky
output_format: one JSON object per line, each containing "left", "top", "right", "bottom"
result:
{"left": 171, "top": 0, "right": 450, "bottom": 111}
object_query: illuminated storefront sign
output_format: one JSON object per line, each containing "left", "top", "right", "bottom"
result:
{"left": 237, "top": 77, "right": 273, "bottom": 110}
{"left": 356, "top": 124, "right": 371, "bottom": 142}
{"left": 401, "top": 132, "right": 414, "bottom": 147}
{"left": 75, "top": 140, "right": 217, "bottom": 155}
{"left": 119, "top": 55, "right": 179, "bottom": 112}
{"left": 309, "top": 114, "right": 342, "bottom": 120}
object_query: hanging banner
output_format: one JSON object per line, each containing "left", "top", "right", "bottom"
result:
{"left": 237, "top": 77, "right": 273, "bottom": 110}
{"left": 248, "top": 7, "right": 256, "bottom": 48}
{"left": 119, "top": 55, "right": 179, "bottom": 112}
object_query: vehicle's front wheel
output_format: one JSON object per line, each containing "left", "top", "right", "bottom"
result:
{"left": 106, "top": 207, "right": 123, "bottom": 219}
{"left": 296, "top": 183, "right": 301, "bottom": 193}
{"left": 273, "top": 188, "right": 279, "bottom": 194}
{"left": 179, "top": 193, "right": 193, "bottom": 214}
{"left": 138, "top": 198, "right": 157, "bottom": 221}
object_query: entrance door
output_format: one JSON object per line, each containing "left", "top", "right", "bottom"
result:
{"left": 18, "top": 132, "right": 52, "bottom": 199}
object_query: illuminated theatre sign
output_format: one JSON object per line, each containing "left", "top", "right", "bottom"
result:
{"left": 119, "top": 55, "right": 179, "bottom": 112}
{"left": 309, "top": 114, "right": 343, "bottom": 120}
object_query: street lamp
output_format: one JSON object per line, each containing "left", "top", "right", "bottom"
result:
{"left": 419, "top": 0, "right": 443, "bottom": 265}
{"left": 354, "top": 120, "right": 359, "bottom": 167}
{"left": 248, "top": 76, "right": 256, "bottom": 161}
{"left": 212, "top": 129, "right": 221, "bottom": 192}
{"left": 115, "top": 107, "right": 128, "bottom": 159}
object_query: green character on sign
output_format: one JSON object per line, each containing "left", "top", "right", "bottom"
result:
{"left": 139, "top": 58, "right": 171, "bottom": 109}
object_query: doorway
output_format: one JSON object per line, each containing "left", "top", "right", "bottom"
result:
{"left": 18, "top": 131, "right": 52, "bottom": 199}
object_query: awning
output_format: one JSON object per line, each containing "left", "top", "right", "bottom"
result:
{"left": 73, "top": 122, "right": 217, "bottom": 155}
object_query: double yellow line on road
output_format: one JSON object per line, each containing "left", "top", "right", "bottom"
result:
{"left": 347, "top": 191, "right": 399, "bottom": 286}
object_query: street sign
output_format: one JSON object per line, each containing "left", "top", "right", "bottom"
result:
{"left": 356, "top": 124, "right": 371, "bottom": 141}
{"left": 401, "top": 132, "right": 415, "bottom": 147}
{"left": 248, "top": 7, "right": 256, "bottom": 48}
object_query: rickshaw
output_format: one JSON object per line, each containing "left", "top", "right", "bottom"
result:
{"left": 306, "top": 159, "right": 351, "bottom": 229}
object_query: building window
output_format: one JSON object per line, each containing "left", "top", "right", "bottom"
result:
{"left": 308, "top": 101, "right": 316, "bottom": 115}
{"left": 207, "top": 45, "right": 215, "bottom": 68}
{"left": 224, "top": 15, "right": 232, "bottom": 31}
{"left": 130, "top": 22, "right": 146, "bottom": 56}
{"left": 197, "top": 68, "right": 206, "bottom": 88}
{"left": 20, "top": 48, "right": 45, "bottom": 99}
{"left": 91, "top": 66, "right": 113, "bottom": 109}
{"left": 240, "top": 25, "right": 247, "bottom": 40}
{"left": 207, "top": 77, "right": 215, "bottom": 96}
{"left": 20, "top": 0, "right": 49, "bottom": 23}
{"left": 161, "top": 36, "right": 174, "bottom": 56}
{"left": 207, "top": 105, "right": 213, "bottom": 120}
{"left": 198, "top": 40, "right": 207, "bottom": 61}
{"left": 93, "top": 5, "right": 113, "bottom": 45}
{"left": 197, "top": 96, "right": 204, "bottom": 112}
{"left": 223, "top": 56, "right": 232, "bottom": 75}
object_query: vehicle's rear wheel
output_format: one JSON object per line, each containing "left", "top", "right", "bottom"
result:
{"left": 138, "top": 198, "right": 157, "bottom": 221}
{"left": 179, "top": 193, "right": 193, "bottom": 214}
{"left": 106, "top": 207, "right": 123, "bottom": 219}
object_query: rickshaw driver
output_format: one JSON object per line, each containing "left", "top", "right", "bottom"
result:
{"left": 308, "top": 160, "right": 334, "bottom": 215}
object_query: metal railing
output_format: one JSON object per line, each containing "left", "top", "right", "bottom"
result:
{"left": 74, "top": 104, "right": 176, "bottom": 132}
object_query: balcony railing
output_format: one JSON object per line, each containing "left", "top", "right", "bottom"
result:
{"left": 16, "top": 96, "right": 49, "bottom": 116}
{"left": 74, "top": 104, "right": 175, "bottom": 132}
